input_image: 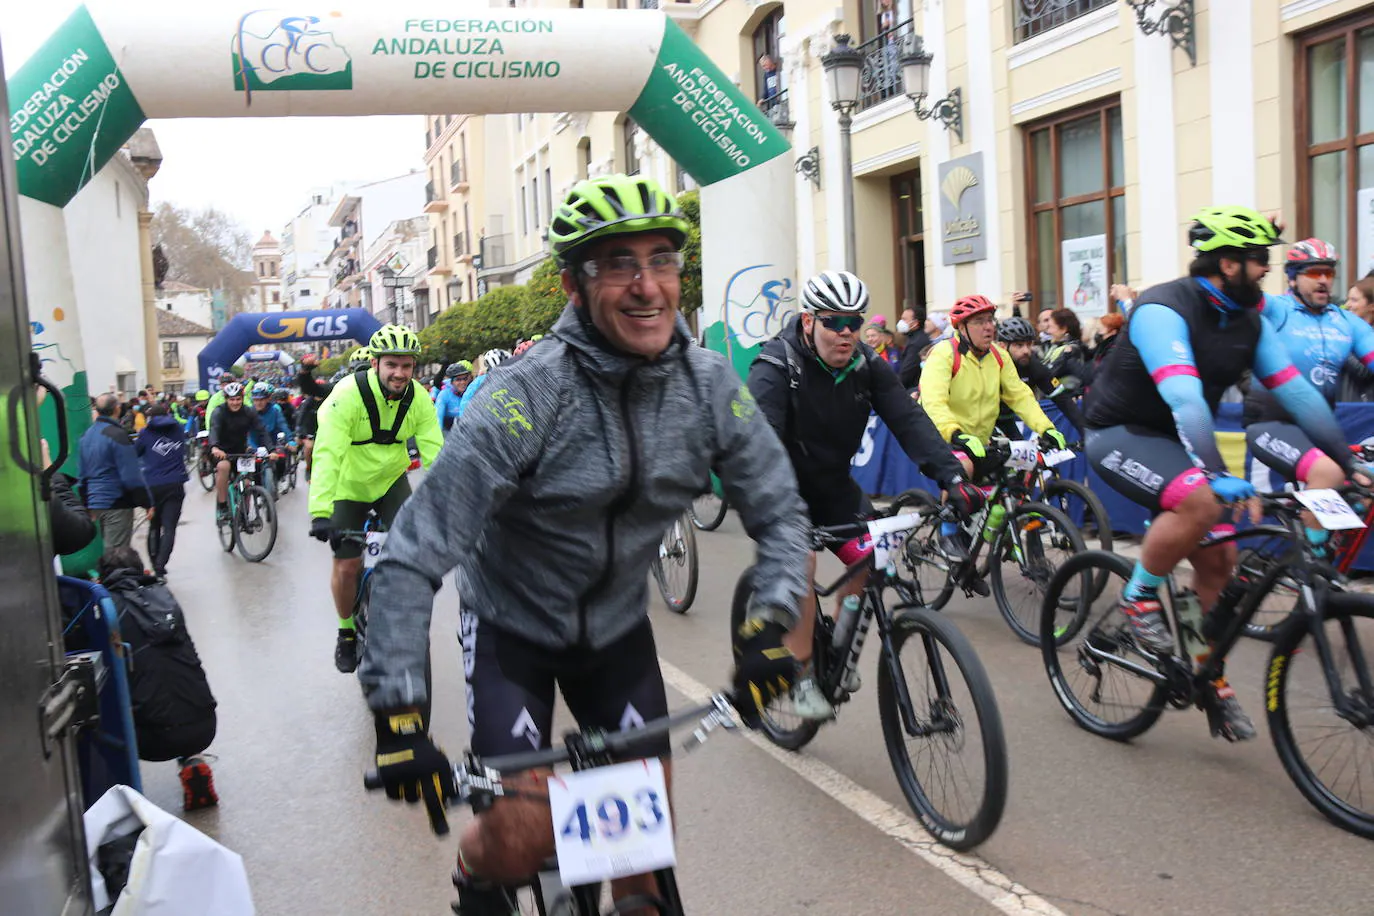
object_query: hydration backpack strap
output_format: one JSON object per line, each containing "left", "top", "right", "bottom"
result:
{"left": 350, "top": 369, "right": 413, "bottom": 446}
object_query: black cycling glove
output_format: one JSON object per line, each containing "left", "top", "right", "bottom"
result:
{"left": 374, "top": 710, "right": 456, "bottom": 835}
{"left": 309, "top": 516, "right": 332, "bottom": 542}
{"left": 732, "top": 618, "right": 797, "bottom": 728}
{"left": 946, "top": 480, "right": 986, "bottom": 523}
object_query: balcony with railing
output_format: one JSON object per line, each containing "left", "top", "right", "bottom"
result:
{"left": 423, "top": 180, "right": 449, "bottom": 213}
{"left": 453, "top": 231, "right": 471, "bottom": 263}
{"left": 477, "top": 234, "right": 512, "bottom": 274}
{"left": 857, "top": 19, "right": 914, "bottom": 112}
{"left": 449, "top": 159, "right": 468, "bottom": 192}
{"left": 759, "top": 89, "right": 792, "bottom": 131}
{"left": 426, "top": 244, "right": 451, "bottom": 276}
{"left": 1014, "top": 0, "right": 1113, "bottom": 43}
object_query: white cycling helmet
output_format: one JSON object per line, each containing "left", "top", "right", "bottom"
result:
{"left": 222, "top": 382, "right": 244, "bottom": 398}
{"left": 481, "top": 348, "right": 512, "bottom": 369}
{"left": 801, "top": 270, "right": 869, "bottom": 314}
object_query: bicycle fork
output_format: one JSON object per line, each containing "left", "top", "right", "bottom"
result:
{"left": 874, "top": 604, "right": 957, "bottom": 739}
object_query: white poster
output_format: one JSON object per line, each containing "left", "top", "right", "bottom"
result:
{"left": 1061, "top": 234, "right": 1108, "bottom": 318}
{"left": 1358, "top": 188, "right": 1374, "bottom": 280}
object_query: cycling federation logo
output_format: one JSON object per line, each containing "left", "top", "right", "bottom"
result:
{"left": 231, "top": 10, "right": 352, "bottom": 99}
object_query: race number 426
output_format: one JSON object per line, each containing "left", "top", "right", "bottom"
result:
{"left": 547, "top": 759, "right": 675, "bottom": 886}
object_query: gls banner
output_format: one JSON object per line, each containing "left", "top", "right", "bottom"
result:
{"left": 197, "top": 308, "right": 380, "bottom": 389}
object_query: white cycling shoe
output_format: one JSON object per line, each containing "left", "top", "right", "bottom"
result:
{"left": 789, "top": 670, "right": 836, "bottom": 721}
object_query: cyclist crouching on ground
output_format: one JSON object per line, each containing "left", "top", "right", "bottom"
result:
{"left": 358, "top": 174, "right": 811, "bottom": 916}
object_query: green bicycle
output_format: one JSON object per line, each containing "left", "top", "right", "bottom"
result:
{"left": 217, "top": 452, "right": 278, "bottom": 562}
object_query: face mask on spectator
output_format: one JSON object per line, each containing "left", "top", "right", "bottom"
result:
{"left": 896, "top": 319, "right": 911, "bottom": 334}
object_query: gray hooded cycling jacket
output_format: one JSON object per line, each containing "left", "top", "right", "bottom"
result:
{"left": 360, "top": 305, "right": 810, "bottom": 711}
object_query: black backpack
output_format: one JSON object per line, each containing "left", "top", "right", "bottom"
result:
{"left": 752, "top": 326, "right": 876, "bottom": 447}
{"left": 108, "top": 574, "right": 218, "bottom": 762}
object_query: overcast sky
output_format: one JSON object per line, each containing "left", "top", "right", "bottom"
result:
{"left": 5, "top": 4, "right": 442, "bottom": 241}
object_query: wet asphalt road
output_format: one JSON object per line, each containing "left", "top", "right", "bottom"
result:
{"left": 144, "top": 478, "right": 1373, "bottom": 916}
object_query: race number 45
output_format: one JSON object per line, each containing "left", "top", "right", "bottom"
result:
{"left": 547, "top": 759, "right": 675, "bottom": 886}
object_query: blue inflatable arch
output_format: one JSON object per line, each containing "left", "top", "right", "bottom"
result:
{"left": 197, "top": 308, "right": 380, "bottom": 389}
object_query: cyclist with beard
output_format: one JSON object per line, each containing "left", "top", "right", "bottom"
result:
{"left": 992, "top": 316, "right": 1087, "bottom": 440}
{"left": 1084, "top": 207, "right": 1359, "bottom": 741}
{"left": 1244, "top": 239, "right": 1374, "bottom": 548}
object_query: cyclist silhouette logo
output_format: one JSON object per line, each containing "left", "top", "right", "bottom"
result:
{"left": 232, "top": 10, "right": 353, "bottom": 101}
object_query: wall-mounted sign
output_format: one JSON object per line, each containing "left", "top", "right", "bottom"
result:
{"left": 1061, "top": 234, "right": 1108, "bottom": 318}
{"left": 938, "top": 152, "right": 987, "bottom": 266}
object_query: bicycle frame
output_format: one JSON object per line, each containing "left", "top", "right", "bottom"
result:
{"left": 811, "top": 535, "right": 956, "bottom": 740}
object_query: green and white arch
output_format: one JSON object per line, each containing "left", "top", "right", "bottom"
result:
{"left": 10, "top": 1, "right": 796, "bottom": 445}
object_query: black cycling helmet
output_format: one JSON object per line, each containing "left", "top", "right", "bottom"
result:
{"left": 272, "top": 388, "right": 289, "bottom": 401}
{"left": 996, "top": 316, "right": 1035, "bottom": 343}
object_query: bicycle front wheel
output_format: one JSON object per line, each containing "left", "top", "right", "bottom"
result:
{"left": 878, "top": 607, "right": 1007, "bottom": 849}
{"left": 1268, "top": 590, "right": 1374, "bottom": 839}
{"left": 1040, "top": 550, "right": 1167, "bottom": 740}
{"left": 653, "top": 514, "right": 698, "bottom": 613}
{"left": 729, "top": 566, "right": 822, "bottom": 751}
{"left": 235, "top": 484, "right": 278, "bottom": 562}
{"left": 197, "top": 455, "right": 216, "bottom": 492}
{"left": 1237, "top": 542, "right": 1300, "bottom": 641}
{"left": 990, "top": 501, "right": 1087, "bottom": 646}
{"left": 892, "top": 489, "right": 954, "bottom": 610}
{"left": 689, "top": 487, "right": 728, "bottom": 531}
{"left": 217, "top": 497, "right": 236, "bottom": 553}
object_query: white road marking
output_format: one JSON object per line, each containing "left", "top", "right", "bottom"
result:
{"left": 658, "top": 658, "right": 1068, "bottom": 916}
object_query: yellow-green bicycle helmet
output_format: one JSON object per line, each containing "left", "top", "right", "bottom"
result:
{"left": 1188, "top": 206, "right": 1282, "bottom": 253}
{"left": 368, "top": 325, "right": 419, "bottom": 357}
{"left": 549, "top": 174, "right": 689, "bottom": 265}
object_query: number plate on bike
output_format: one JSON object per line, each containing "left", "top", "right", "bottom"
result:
{"left": 1006, "top": 440, "right": 1040, "bottom": 470}
{"left": 1294, "top": 489, "right": 1366, "bottom": 530}
{"left": 867, "top": 513, "right": 923, "bottom": 569}
{"left": 236, "top": 457, "right": 256, "bottom": 474}
{"left": 547, "top": 759, "right": 675, "bottom": 886}
{"left": 363, "top": 530, "right": 388, "bottom": 568}
{"left": 1042, "top": 448, "right": 1074, "bottom": 467}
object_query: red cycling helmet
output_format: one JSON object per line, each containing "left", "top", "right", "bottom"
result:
{"left": 1286, "top": 238, "right": 1339, "bottom": 277}
{"left": 949, "top": 294, "right": 997, "bottom": 326}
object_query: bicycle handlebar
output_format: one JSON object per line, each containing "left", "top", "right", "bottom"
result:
{"left": 810, "top": 495, "right": 949, "bottom": 549}
{"left": 363, "top": 693, "right": 739, "bottom": 795}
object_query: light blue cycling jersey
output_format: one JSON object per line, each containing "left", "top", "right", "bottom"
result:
{"left": 435, "top": 384, "right": 464, "bottom": 429}
{"left": 456, "top": 374, "right": 489, "bottom": 419}
{"left": 1258, "top": 292, "right": 1374, "bottom": 400}
{"left": 248, "top": 403, "right": 293, "bottom": 448}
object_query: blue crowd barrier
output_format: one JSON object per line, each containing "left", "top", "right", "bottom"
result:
{"left": 849, "top": 401, "right": 1374, "bottom": 571}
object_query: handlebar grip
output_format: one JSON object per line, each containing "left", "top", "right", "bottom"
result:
{"left": 363, "top": 770, "right": 384, "bottom": 791}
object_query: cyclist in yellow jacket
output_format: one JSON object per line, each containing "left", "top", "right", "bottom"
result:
{"left": 920, "top": 295, "right": 1067, "bottom": 561}
{"left": 309, "top": 324, "right": 443, "bottom": 673}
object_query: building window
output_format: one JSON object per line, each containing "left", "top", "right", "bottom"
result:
{"left": 891, "top": 169, "right": 926, "bottom": 317}
{"left": 1298, "top": 11, "right": 1374, "bottom": 286}
{"left": 271, "top": 291, "right": 281, "bottom": 304}
{"left": 532, "top": 174, "right": 541, "bottom": 229}
{"left": 753, "top": 8, "right": 785, "bottom": 116}
{"left": 162, "top": 341, "right": 180, "bottom": 370}
{"left": 1023, "top": 98, "right": 1125, "bottom": 317}
{"left": 1014, "top": 0, "right": 1113, "bottom": 44}
{"left": 520, "top": 183, "right": 528, "bottom": 235}
{"left": 579, "top": 137, "right": 592, "bottom": 179}
{"left": 544, "top": 167, "right": 553, "bottom": 227}
{"left": 623, "top": 117, "right": 640, "bottom": 175}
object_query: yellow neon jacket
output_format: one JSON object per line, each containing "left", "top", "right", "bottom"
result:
{"left": 919, "top": 338, "right": 1053, "bottom": 442}
{"left": 308, "top": 370, "right": 443, "bottom": 518}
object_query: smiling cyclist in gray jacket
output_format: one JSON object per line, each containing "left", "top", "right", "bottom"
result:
{"left": 359, "top": 174, "right": 811, "bottom": 916}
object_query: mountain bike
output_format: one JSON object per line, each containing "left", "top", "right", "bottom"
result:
{"left": 1238, "top": 443, "right": 1374, "bottom": 641}
{"left": 688, "top": 474, "right": 728, "bottom": 531}
{"left": 731, "top": 500, "right": 1007, "bottom": 849}
{"left": 272, "top": 433, "right": 299, "bottom": 497}
{"left": 650, "top": 512, "right": 697, "bottom": 614}
{"left": 1039, "top": 486, "right": 1374, "bottom": 839}
{"left": 336, "top": 512, "right": 387, "bottom": 666}
{"left": 194, "top": 432, "right": 215, "bottom": 492}
{"left": 217, "top": 452, "right": 278, "bottom": 562}
{"left": 365, "top": 694, "right": 740, "bottom": 914}
{"left": 895, "top": 439, "right": 1092, "bottom": 646}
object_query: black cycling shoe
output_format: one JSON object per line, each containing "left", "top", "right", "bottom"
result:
{"left": 964, "top": 574, "right": 991, "bottom": 597}
{"left": 334, "top": 629, "right": 359, "bottom": 674}
{"left": 937, "top": 529, "right": 971, "bottom": 563}
{"left": 1200, "top": 678, "right": 1257, "bottom": 742}
{"left": 451, "top": 871, "right": 518, "bottom": 916}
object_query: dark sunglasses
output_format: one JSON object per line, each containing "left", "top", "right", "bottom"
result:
{"left": 816, "top": 314, "right": 865, "bottom": 333}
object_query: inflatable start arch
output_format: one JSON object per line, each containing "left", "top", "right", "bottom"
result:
{"left": 11, "top": 2, "right": 798, "bottom": 450}
{"left": 197, "top": 308, "right": 381, "bottom": 389}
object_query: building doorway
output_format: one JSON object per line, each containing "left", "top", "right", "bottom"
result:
{"left": 892, "top": 169, "right": 927, "bottom": 319}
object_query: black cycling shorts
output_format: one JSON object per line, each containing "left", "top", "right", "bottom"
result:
{"left": 1086, "top": 424, "right": 1209, "bottom": 514}
{"left": 461, "top": 613, "right": 670, "bottom": 759}
{"left": 329, "top": 475, "right": 411, "bottom": 559}
{"left": 799, "top": 476, "right": 875, "bottom": 564}
{"left": 1247, "top": 421, "right": 1323, "bottom": 486}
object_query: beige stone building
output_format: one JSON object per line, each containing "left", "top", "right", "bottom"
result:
{"left": 426, "top": 0, "right": 1374, "bottom": 330}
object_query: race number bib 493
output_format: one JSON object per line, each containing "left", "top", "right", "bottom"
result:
{"left": 547, "top": 759, "right": 675, "bottom": 886}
